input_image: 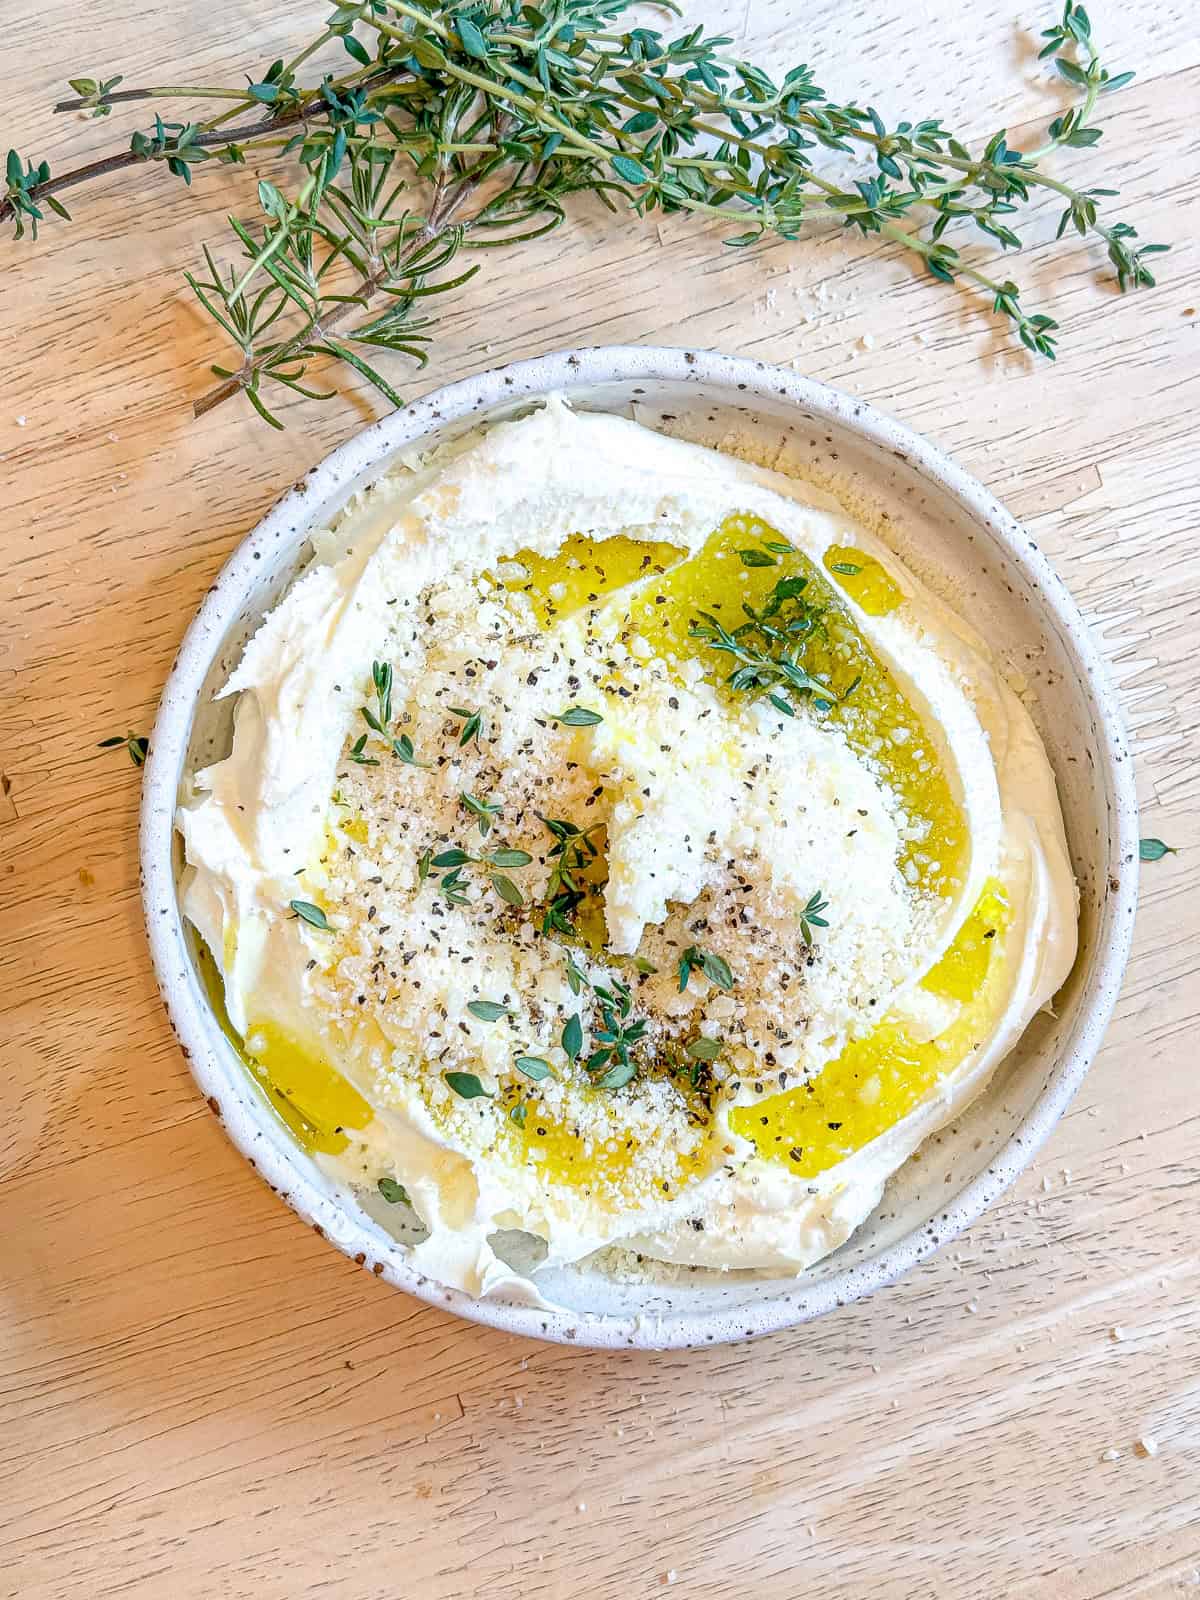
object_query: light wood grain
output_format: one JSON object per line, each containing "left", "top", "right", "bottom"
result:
{"left": 2, "top": 2, "right": 1198, "bottom": 1596}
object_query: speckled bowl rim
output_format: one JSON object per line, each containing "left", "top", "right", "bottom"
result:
{"left": 140, "top": 345, "right": 1138, "bottom": 1349}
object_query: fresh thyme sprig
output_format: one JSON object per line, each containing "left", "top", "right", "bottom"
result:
{"left": 367, "top": 659, "right": 392, "bottom": 727}
{"left": 678, "top": 944, "right": 734, "bottom": 992}
{"left": 351, "top": 659, "right": 431, "bottom": 764}
{"left": 460, "top": 789, "right": 502, "bottom": 834}
{"left": 539, "top": 814, "right": 605, "bottom": 937}
{"left": 448, "top": 705, "right": 483, "bottom": 747}
{"left": 691, "top": 572, "right": 839, "bottom": 713}
{"left": 428, "top": 840, "right": 532, "bottom": 905}
{"left": 584, "top": 977, "right": 647, "bottom": 1090}
{"left": 97, "top": 730, "right": 150, "bottom": 767}
{"left": 800, "top": 889, "right": 829, "bottom": 945}
{"left": 3, "top": 1, "right": 1166, "bottom": 418}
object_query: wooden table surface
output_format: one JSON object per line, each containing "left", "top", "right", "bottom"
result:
{"left": 2, "top": 2, "right": 1197, "bottom": 1595}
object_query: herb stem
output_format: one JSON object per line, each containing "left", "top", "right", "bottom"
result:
{"left": 53, "top": 86, "right": 254, "bottom": 110}
{"left": 192, "top": 164, "right": 472, "bottom": 417}
{"left": 7, "top": 0, "right": 1160, "bottom": 408}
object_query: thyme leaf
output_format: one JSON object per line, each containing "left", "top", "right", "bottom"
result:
{"left": 550, "top": 706, "right": 604, "bottom": 727}
{"left": 289, "top": 899, "right": 330, "bottom": 929}
{"left": 678, "top": 945, "right": 735, "bottom": 993}
{"left": 97, "top": 731, "right": 149, "bottom": 767}
{"left": 467, "top": 999, "right": 510, "bottom": 1021}
{"left": 800, "top": 889, "right": 830, "bottom": 945}
{"left": 461, "top": 790, "right": 501, "bottom": 835}
{"left": 448, "top": 706, "right": 482, "bottom": 747}
{"left": 445, "top": 1070, "right": 491, "bottom": 1100}
{"left": 686, "top": 1036, "right": 722, "bottom": 1061}
{"left": 1139, "top": 837, "right": 1176, "bottom": 861}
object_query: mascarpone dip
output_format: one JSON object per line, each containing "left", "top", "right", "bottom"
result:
{"left": 178, "top": 399, "right": 1078, "bottom": 1299}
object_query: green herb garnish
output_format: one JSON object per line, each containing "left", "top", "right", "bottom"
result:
{"left": 686, "top": 1036, "right": 722, "bottom": 1061}
{"left": 585, "top": 978, "right": 648, "bottom": 1089}
{"left": 438, "top": 866, "right": 470, "bottom": 906}
{"left": 427, "top": 838, "right": 531, "bottom": 907}
{"left": 377, "top": 1176, "right": 410, "bottom": 1205}
{"left": 678, "top": 946, "right": 734, "bottom": 993}
{"left": 562, "top": 1013, "right": 583, "bottom": 1062}
{"left": 431, "top": 847, "right": 471, "bottom": 869}
{"left": 540, "top": 815, "right": 605, "bottom": 937}
{"left": 509, "top": 1101, "right": 528, "bottom": 1129}
{"left": 690, "top": 572, "right": 836, "bottom": 712}
{"left": 448, "top": 706, "right": 482, "bottom": 747}
{"left": 352, "top": 661, "right": 428, "bottom": 766}
{"left": 393, "top": 733, "right": 428, "bottom": 767}
{"left": 461, "top": 790, "right": 502, "bottom": 836}
{"left": 550, "top": 706, "right": 604, "bottom": 727}
{"left": 1139, "top": 838, "right": 1177, "bottom": 861}
{"left": 595, "top": 1059, "right": 637, "bottom": 1091}
{"left": 829, "top": 560, "right": 863, "bottom": 576}
{"left": 467, "top": 1000, "right": 510, "bottom": 1021}
{"left": 372, "top": 659, "right": 392, "bottom": 726}
{"left": 800, "top": 890, "right": 830, "bottom": 945}
{"left": 359, "top": 660, "right": 392, "bottom": 734}
{"left": 514, "top": 1055, "right": 553, "bottom": 1081}
{"left": 490, "top": 871, "right": 525, "bottom": 907}
{"left": 97, "top": 731, "right": 149, "bottom": 767}
{"left": 445, "top": 1071, "right": 491, "bottom": 1100}
{"left": 289, "top": 899, "right": 330, "bottom": 930}
{"left": 738, "top": 548, "right": 778, "bottom": 568}
{"left": 347, "top": 732, "right": 380, "bottom": 766}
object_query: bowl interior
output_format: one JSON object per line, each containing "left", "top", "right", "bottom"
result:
{"left": 150, "top": 351, "right": 1135, "bottom": 1346}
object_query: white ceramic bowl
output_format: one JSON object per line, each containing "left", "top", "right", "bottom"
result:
{"left": 141, "top": 346, "right": 1138, "bottom": 1348}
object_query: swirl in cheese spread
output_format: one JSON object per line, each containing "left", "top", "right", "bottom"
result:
{"left": 179, "top": 400, "right": 1077, "bottom": 1299}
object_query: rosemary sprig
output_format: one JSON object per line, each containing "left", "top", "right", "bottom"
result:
{"left": 3, "top": 1, "right": 1166, "bottom": 419}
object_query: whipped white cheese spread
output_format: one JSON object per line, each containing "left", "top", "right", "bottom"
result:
{"left": 179, "top": 399, "right": 1077, "bottom": 1298}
